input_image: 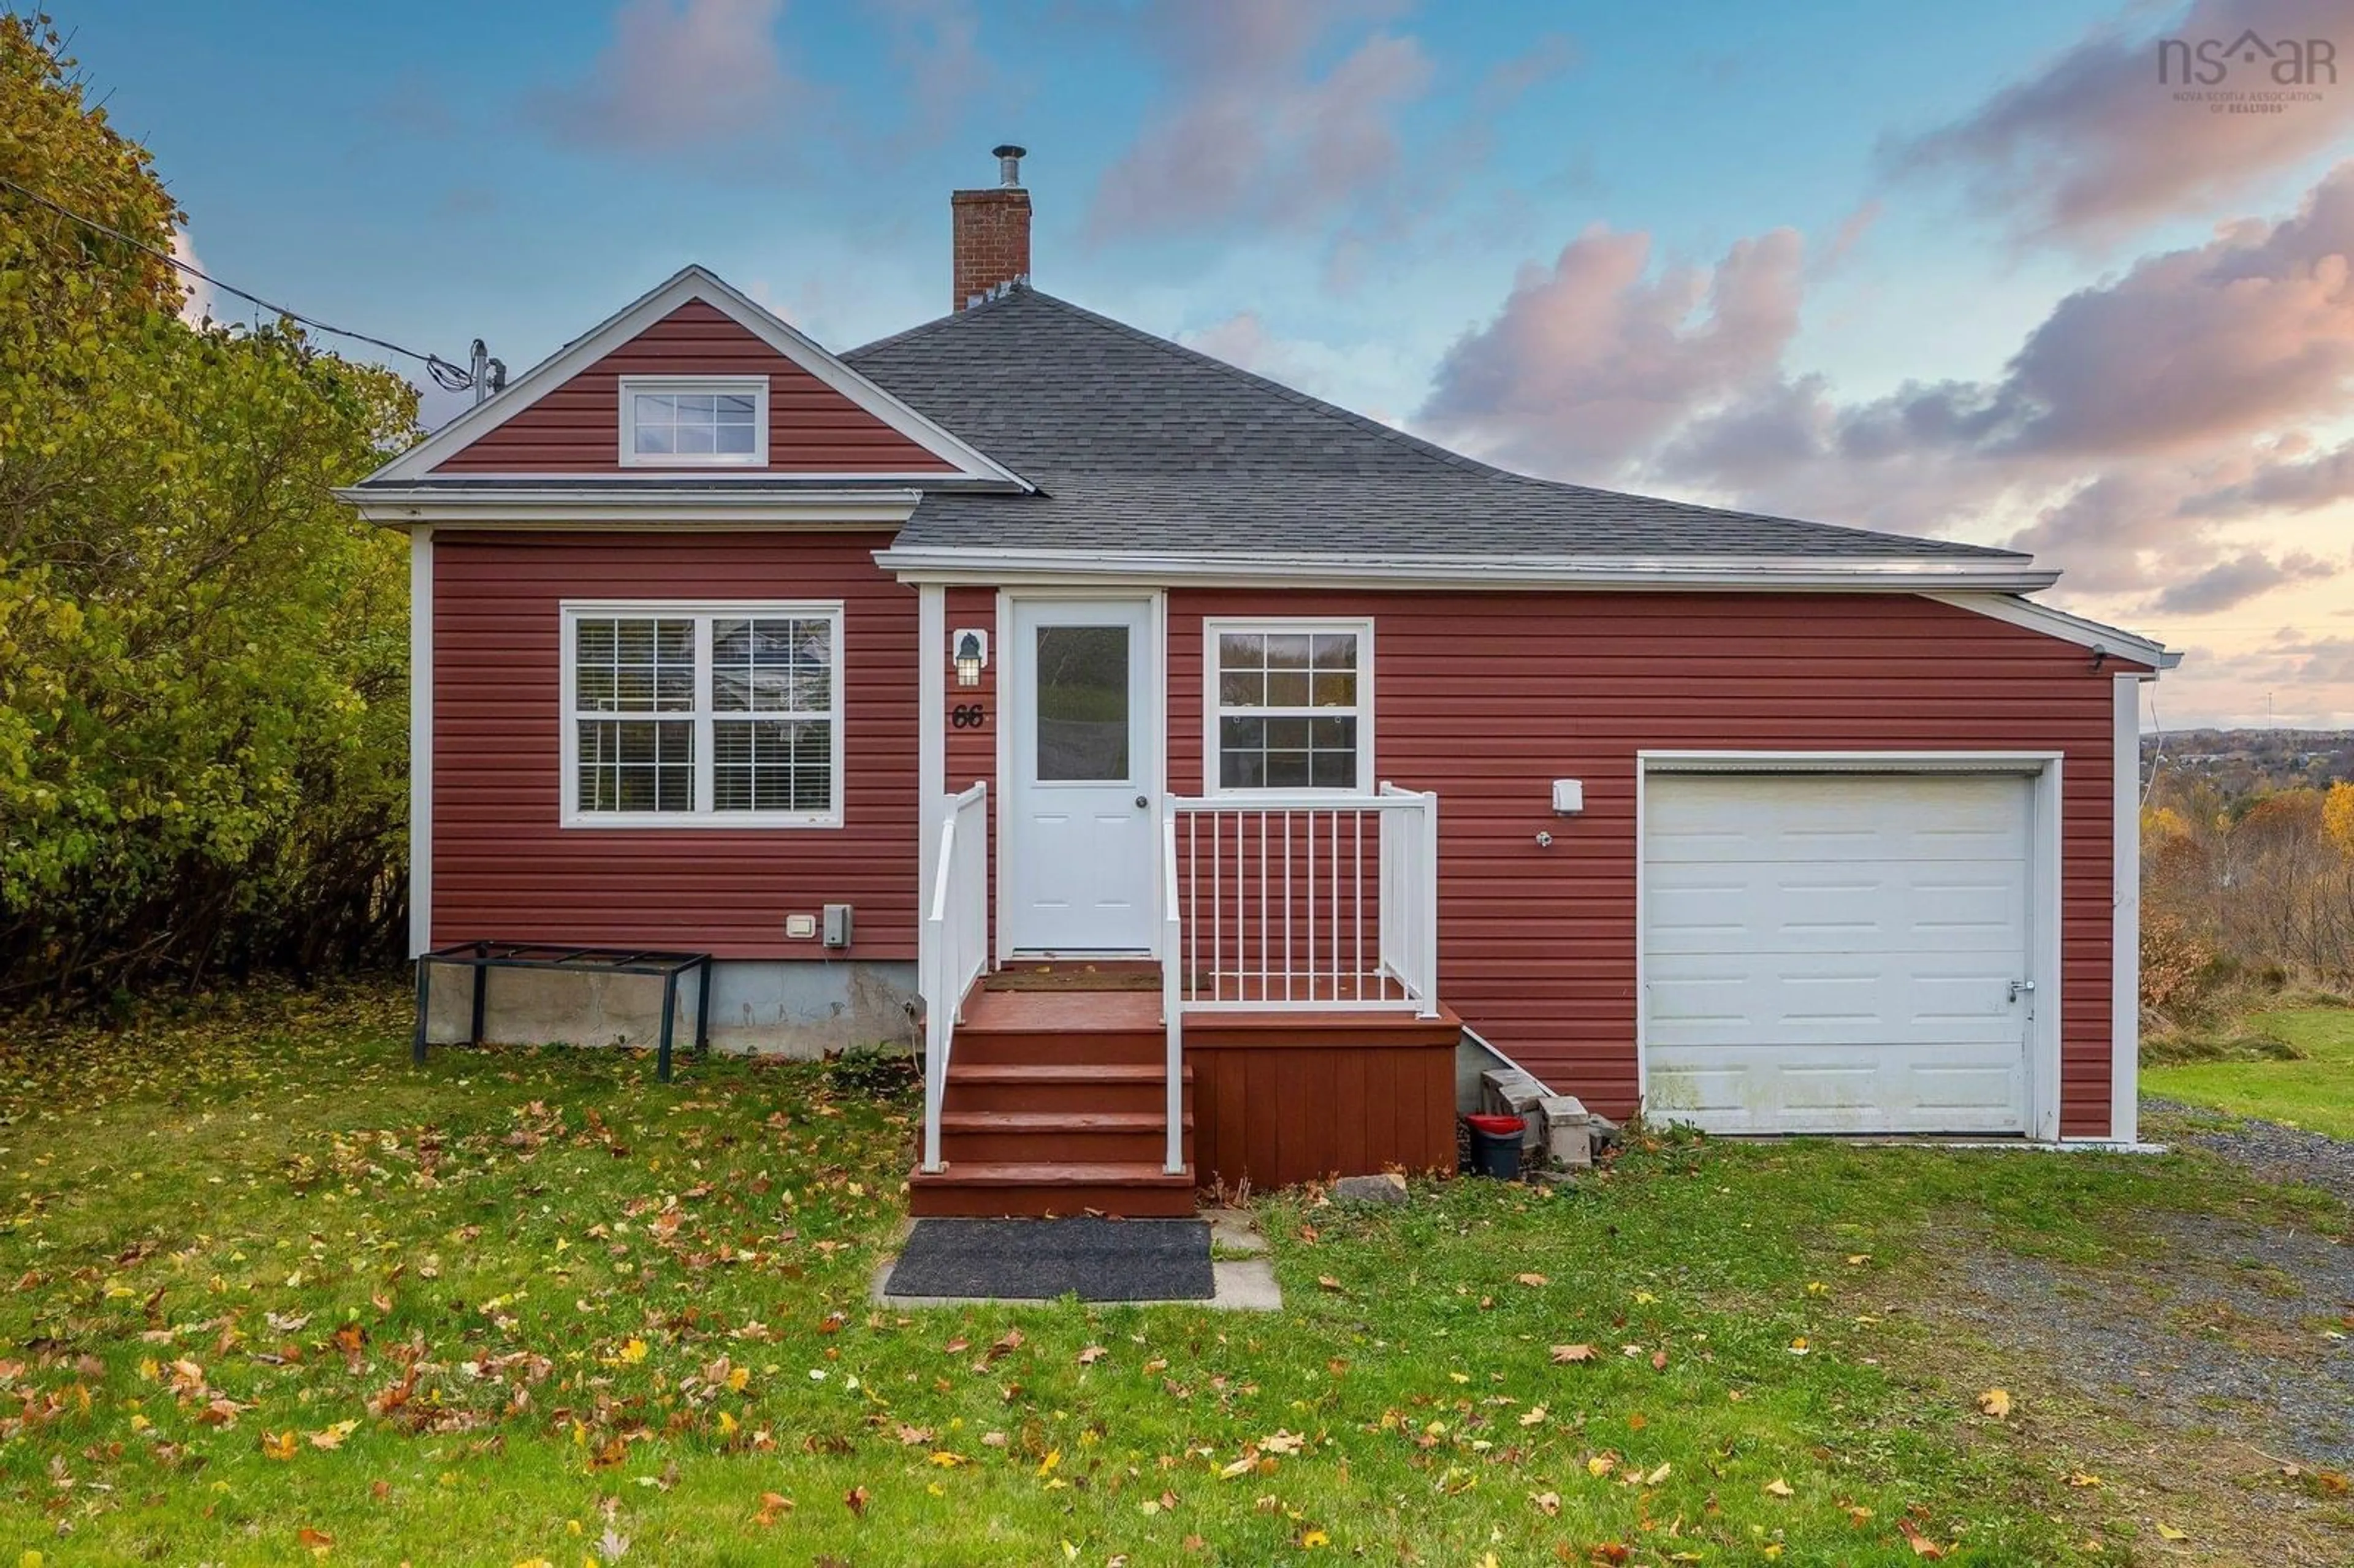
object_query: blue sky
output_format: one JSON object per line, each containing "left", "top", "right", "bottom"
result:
{"left": 61, "top": 0, "right": 2354, "bottom": 726}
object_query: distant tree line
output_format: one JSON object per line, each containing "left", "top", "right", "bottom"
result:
{"left": 0, "top": 18, "right": 419, "bottom": 1008}
{"left": 2142, "top": 769, "right": 2354, "bottom": 1029}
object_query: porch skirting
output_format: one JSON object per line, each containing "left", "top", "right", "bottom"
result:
{"left": 418, "top": 956, "right": 918, "bottom": 1058}
{"left": 1185, "top": 1008, "right": 1463, "bottom": 1193}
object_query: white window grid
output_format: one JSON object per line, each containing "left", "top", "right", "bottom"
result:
{"left": 560, "top": 601, "right": 844, "bottom": 828}
{"left": 617, "top": 375, "right": 769, "bottom": 467}
{"left": 1203, "top": 617, "right": 1375, "bottom": 794}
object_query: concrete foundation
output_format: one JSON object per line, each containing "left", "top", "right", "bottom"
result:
{"left": 419, "top": 957, "right": 918, "bottom": 1059}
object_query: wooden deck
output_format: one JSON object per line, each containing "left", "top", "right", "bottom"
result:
{"left": 908, "top": 976, "right": 1463, "bottom": 1216}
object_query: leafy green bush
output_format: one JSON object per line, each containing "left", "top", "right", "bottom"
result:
{"left": 0, "top": 17, "right": 420, "bottom": 1007}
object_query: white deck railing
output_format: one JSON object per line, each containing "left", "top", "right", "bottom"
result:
{"left": 920, "top": 781, "right": 989, "bottom": 1173}
{"left": 1166, "top": 786, "right": 1439, "bottom": 1018}
{"left": 1159, "top": 813, "right": 1185, "bottom": 1174}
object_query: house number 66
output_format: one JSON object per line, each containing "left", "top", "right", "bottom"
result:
{"left": 950, "top": 704, "right": 986, "bottom": 728}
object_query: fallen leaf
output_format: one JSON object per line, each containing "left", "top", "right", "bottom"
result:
{"left": 2063, "top": 1471, "right": 2101, "bottom": 1489}
{"left": 295, "top": 1527, "right": 334, "bottom": 1556}
{"left": 262, "top": 1430, "right": 298, "bottom": 1461}
{"left": 1644, "top": 1461, "right": 1670, "bottom": 1485}
{"left": 1551, "top": 1344, "right": 1596, "bottom": 1364}
{"left": 751, "top": 1492, "right": 793, "bottom": 1528}
{"left": 2155, "top": 1524, "right": 2188, "bottom": 1542}
{"left": 1518, "top": 1405, "right": 1547, "bottom": 1427}
{"left": 308, "top": 1420, "right": 357, "bottom": 1450}
{"left": 1316, "top": 1275, "right": 1343, "bottom": 1292}
{"left": 1515, "top": 1273, "right": 1548, "bottom": 1287}
{"left": 1897, "top": 1519, "right": 1946, "bottom": 1559}
{"left": 843, "top": 1485, "right": 869, "bottom": 1518}
{"left": 1077, "top": 1345, "right": 1106, "bottom": 1366}
{"left": 1764, "top": 1478, "right": 1793, "bottom": 1498}
{"left": 1529, "top": 1490, "right": 1561, "bottom": 1517}
{"left": 1976, "top": 1388, "right": 2011, "bottom": 1419}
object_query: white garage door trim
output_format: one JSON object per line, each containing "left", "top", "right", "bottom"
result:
{"left": 1635, "top": 752, "right": 2063, "bottom": 1141}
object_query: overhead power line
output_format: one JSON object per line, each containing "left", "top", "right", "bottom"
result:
{"left": 0, "top": 173, "right": 476, "bottom": 391}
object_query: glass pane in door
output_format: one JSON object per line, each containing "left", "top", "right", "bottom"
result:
{"left": 1034, "top": 624, "right": 1130, "bottom": 781}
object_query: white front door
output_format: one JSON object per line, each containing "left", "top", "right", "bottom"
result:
{"left": 1643, "top": 771, "right": 2036, "bottom": 1135}
{"left": 1006, "top": 598, "right": 1158, "bottom": 953}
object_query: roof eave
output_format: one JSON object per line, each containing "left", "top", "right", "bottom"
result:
{"left": 872, "top": 545, "right": 2059, "bottom": 593}
{"left": 338, "top": 484, "right": 922, "bottom": 529}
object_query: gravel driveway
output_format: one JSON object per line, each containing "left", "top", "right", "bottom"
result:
{"left": 2145, "top": 1094, "right": 2354, "bottom": 1210}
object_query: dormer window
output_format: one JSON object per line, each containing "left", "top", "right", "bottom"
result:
{"left": 619, "top": 376, "right": 768, "bottom": 466}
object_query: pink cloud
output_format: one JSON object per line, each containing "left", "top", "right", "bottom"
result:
{"left": 1085, "top": 0, "right": 1433, "bottom": 240}
{"left": 532, "top": 0, "right": 792, "bottom": 153}
{"left": 1418, "top": 225, "right": 1805, "bottom": 474}
{"left": 1420, "top": 163, "right": 2354, "bottom": 616}
{"left": 1891, "top": 0, "right": 2354, "bottom": 244}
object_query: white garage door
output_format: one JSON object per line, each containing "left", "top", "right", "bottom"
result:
{"left": 1643, "top": 771, "right": 2035, "bottom": 1135}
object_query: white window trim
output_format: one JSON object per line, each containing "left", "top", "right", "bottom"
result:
{"left": 559, "top": 599, "right": 844, "bottom": 829}
{"left": 617, "top": 375, "right": 770, "bottom": 468}
{"left": 1201, "top": 616, "right": 1375, "bottom": 797}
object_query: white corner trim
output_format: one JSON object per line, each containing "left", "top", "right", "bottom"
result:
{"left": 617, "top": 375, "right": 768, "bottom": 468}
{"left": 917, "top": 583, "right": 947, "bottom": 994}
{"left": 877, "top": 546, "right": 2059, "bottom": 593}
{"left": 1199, "top": 616, "right": 1376, "bottom": 796}
{"left": 359, "top": 265, "right": 1030, "bottom": 490}
{"left": 1924, "top": 591, "right": 2178, "bottom": 670}
{"left": 408, "top": 526, "right": 433, "bottom": 959}
{"left": 1633, "top": 750, "right": 2066, "bottom": 1143}
{"left": 2112, "top": 673, "right": 2144, "bottom": 1144}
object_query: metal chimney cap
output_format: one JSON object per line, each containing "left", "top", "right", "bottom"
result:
{"left": 992, "top": 144, "right": 1027, "bottom": 186}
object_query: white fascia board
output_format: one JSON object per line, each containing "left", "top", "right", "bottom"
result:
{"left": 337, "top": 485, "right": 922, "bottom": 528}
{"left": 874, "top": 545, "right": 2060, "bottom": 593}
{"left": 1924, "top": 591, "right": 2178, "bottom": 671}
{"left": 359, "top": 265, "right": 1030, "bottom": 490}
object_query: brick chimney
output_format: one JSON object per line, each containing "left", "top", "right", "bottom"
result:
{"left": 951, "top": 144, "right": 1031, "bottom": 311}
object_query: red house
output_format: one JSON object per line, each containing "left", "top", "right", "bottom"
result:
{"left": 345, "top": 152, "right": 2176, "bottom": 1216}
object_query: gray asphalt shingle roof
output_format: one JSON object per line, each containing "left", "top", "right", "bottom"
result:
{"left": 843, "top": 285, "right": 2023, "bottom": 563}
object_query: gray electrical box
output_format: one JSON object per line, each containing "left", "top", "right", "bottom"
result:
{"left": 822, "top": 904, "right": 853, "bottom": 948}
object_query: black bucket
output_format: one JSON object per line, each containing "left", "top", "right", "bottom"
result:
{"left": 1465, "top": 1114, "right": 1523, "bottom": 1179}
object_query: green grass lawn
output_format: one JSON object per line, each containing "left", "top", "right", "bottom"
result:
{"left": 2144, "top": 1005, "right": 2354, "bottom": 1137}
{"left": 0, "top": 985, "right": 2342, "bottom": 1566}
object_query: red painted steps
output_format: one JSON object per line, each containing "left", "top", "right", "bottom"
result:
{"left": 906, "top": 1161, "right": 1197, "bottom": 1219}
{"left": 945, "top": 1062, "right": 1192, "bottom": 1116}
{"left": 908, "top": 980, "right": 1197, "bottom": 1218}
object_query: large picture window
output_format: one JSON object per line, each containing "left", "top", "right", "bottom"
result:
{"left": 1205, "top": 618, "right": 1373, "bottom": 793}
{"left": 562, "top": 603, "right": 842, "bottom": 827}
{"left": 618, "top": 376, "right": 769, "bottom": 466}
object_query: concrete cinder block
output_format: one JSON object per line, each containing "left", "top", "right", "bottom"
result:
{"left": 1481, "top": 1068, "right": 1549, "bottom": 1147}
{"left": 1544, "top": 1121, "right": 1594, "bottom": 1171}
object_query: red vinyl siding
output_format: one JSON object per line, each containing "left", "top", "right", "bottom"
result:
{"left": 1167, "top": 590, "right": 2129, "bottom": 1138}
{"left": 430, "top": 531, "right": 918, "bottom": 958}
{"left": 430, "top": 301, "right": 958, "bottom": 475}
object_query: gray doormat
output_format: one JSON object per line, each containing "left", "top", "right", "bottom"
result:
{"left": 886, "top": 1218, "right": 1213, "bottom": 1301}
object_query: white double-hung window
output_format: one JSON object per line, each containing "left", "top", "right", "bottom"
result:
{"left": 562, "top": 603, "right": 843, "bottom": 827}
{"left": 1205, "top": 618, "right": 1373, "bottom": 793}
{"left": 619, "top": 376, "right": 768, "bottom": 466}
